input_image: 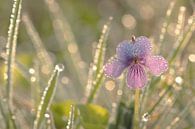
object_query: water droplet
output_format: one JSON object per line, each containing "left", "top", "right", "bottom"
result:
{"left": 61, "top": 76, "right": 69, "bottom": 85}
{"left": 142, "top": 113, "right": 150, "bottom": 122}
{"left": 175, "top": 76, "right": 183, "bottom": 84}
{"left": 30, "top": 76, "right": 36, "bottom": 82}
{"left": 12, "top": 115, "right": 16, "bottom": 120}
{"left": 44, "top": 113, "right": 50, "bottom": 118}
{"left": 117, "top": 90, "right": 123, "bottom": 95}
{"left": 188, "top": 54, "right": 195, "bottom": 62}
{"left": 55, "top": 64, "right": 64, "bottom": 72}
{"left": 29, "top": 68, "right": 35, "bottom": 74}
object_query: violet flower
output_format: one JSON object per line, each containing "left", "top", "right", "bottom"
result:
{"left": 103, "top": 36, "right": 168, "bottom": 89}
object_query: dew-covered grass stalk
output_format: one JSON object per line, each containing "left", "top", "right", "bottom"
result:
{"left": 86, "top": 17, "right": 112, "bottom": 103}
{"left": 66, "top": 105, "right": 75, "bottom": 129}
{"left": 6, "top": 0, "right": 22, "bottom": 107}
{"left": 44, "top": 0, "right": 86, "bottom": 89}
{"left": 22, "top": 13, "right": 53, "bottom": 74}
{"left": 33, "top": 65, "right": 64, "bottom": 129}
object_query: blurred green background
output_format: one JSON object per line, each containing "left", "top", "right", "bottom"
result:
{"left": 0, "top": 0, "right": 194, "bottom": 108}
{"left": 0, "top": 0, "right": 194, "bottom": 128}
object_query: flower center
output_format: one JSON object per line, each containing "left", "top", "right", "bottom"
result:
{"left": 134, "top": 57, "right": 139, "bottom": 64}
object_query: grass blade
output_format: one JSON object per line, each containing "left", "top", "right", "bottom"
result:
{"left": 5, "top": 0, "right": 22, "bottom": 107}
{"left": 168, "top": 16, "right": 195, "bottom": 64}
{"left": 5, "top": 0, "right": 22, "bottom": 128}
{"left": 44, "top": 0, "right": 87, "bottom": 88}
{"left": 165, "top": 101, "right": 193, "bottom": 129}
{"left": 86, "top": 17, "right": 112, "bottom": 103}
{"left": 148, "top": 85, "right": 172, "bottom": 115}
{"left": 0, "top": 99, "right": 9, "bottom": 128}
{"left": 33, "top": 64, "right": 64, "bottom": 129}
{"left": 22, "top": 13, "right": 53, "bottom": 75}
{"left": 87, "top": 71, "right": 104, "bottom": 103}
{"left": 93, "top": 17, "right": 113, "bottom": 79}
{"left": 158, "top": 1, "right": 175, "bottom": 46}
{"left": 66, "top": 105, "right": 75, "bottom": 129}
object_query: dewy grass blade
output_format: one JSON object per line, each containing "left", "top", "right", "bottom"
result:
{"left": 148, "top": 85, "right": 172, "bottom": 115}
{"left": 45, "top": 111, "right": 56, "bottom": 129}
{"left": 5, "top": 0, "right": 22, "bottom": 107}
{"left": 85, "top": 63, "right": 94, "bottom": 99}
{"left": 22, "top": 13, "right": 53, "bottom": 74}
{"left": 93, "top": 17, "right": 112, "bottom": 79}
{"left": 44, "top": 0, "right": 86, "bottom": 88}
{"left": 169, "top": 16, "right": 195, "bottom": 64}
{"left": 87, "top": 71, "right": 104, "bottom": 103}
{"left": 1, "top": 54, "right": 31, "bottom": 80}
{"left": 66, "top": 105, "right": 75, "bottom": 129}
{"left": 86, "top": 17, "right": 112, "bottom": 103}
{"left": 33, "top": 64, "right": 64, "bottom": 129}
{"left": 0, "top": 99, "right": 9, "bottom": 128}
{"left": 165, "top": 101, "right": 193, "bottom": 129}
{"left": 8, "top": 106, "right": 18, "bottom": 129}
{"left": 158, "top": 1, "right": 175, "bottom": 46}
{"left": 174, "top": 6, "right": 186, "bottom": 37}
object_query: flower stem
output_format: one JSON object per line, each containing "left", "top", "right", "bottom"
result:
{"left": 133, "top": 89, "right": 140, "bottom": 129}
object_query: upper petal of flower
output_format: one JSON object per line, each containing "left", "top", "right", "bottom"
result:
{"left": 145, "top": 56, "right": 168, "bottom": 76}
{"left": 116, "top": 36, "right": 152, "bottom": 62}
{"left": 116, "top": 40, "right": 134, "bottom": 62}
{"left": 126, "top": 64, "right": 147, "bottom": 89}
{"left": 133, "top": 36, "right": 152, "bottom": 58}
{"left": 103, "top": 57, "right": 128, "bottom": 78}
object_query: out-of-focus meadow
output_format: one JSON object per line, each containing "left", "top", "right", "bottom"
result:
{"left": 0, "top": 0, "right": 194, "bottom": 129}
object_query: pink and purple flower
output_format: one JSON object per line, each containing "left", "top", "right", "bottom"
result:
{"left": 103, "top": 36, "right": 168, "bottom": 89}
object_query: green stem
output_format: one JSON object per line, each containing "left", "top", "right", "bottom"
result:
{"left": 133, "top": 89, "right": 140, "bottom": 129}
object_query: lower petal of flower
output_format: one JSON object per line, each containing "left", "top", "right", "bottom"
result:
{"left": 126, "top": 64, "right": 147, "bottom": 88}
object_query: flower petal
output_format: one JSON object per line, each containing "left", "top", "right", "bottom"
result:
{"left": 116, "top": 36, "right": 152, "bottom": 61}
{"left": 133, "top": 36, "right": 152, "bottom": 58}
{"left": 146, "top": 56, "right": 168, "bottom": 76}
{"left": 103, "top": 58, "right": 128, "bottom": 78}
{"left": 126, "top": 64, "right": 147, "bottom": 88}
{"left": 116, "top": 40, "right": 134, "bottom": 62}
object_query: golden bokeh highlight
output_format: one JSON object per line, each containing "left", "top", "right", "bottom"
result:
{"left": 189, "top": 54, "right": 195, "bottom": 62}
{"left": 121, "top": 14, "right": 136, "bottom": 30}
{"left": 105, "top": 80, "right": 115, "bottom": 91}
